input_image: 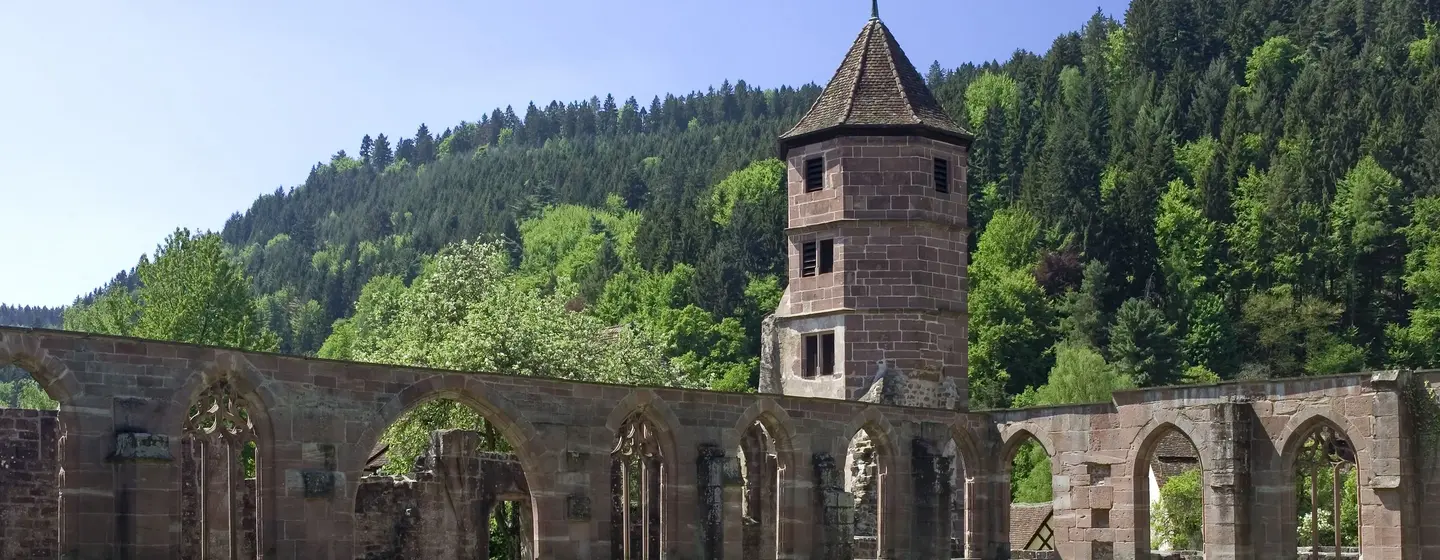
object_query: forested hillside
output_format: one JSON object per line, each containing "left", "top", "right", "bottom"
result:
{"left": 62, "top": 0, "right": 1440, "bottom": 412}
{"left": 0, "top": 305, "right": 62, "bottom": 328}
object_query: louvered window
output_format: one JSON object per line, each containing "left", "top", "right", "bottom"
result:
{"left": 803, "top": 332, "right": 836, "bottom": 378}
{"left": 802, "top": 240, "right": 834, "bottom": 277}
{"left": 934, "top": 157, "right": 950, "bottom": 193}
{"left": 804, "top": 157, "right": 825, "bottom": 192}
{"left": 802, "top": 242, "right": 818, "bottom": 277}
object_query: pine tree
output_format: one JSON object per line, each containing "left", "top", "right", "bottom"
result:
{"left": 371, "top": 134, "right": 393, "bottom": 169}
{"left": 414, "top": 124, "right": 436, "bottom": 164}
{"left": 1108, "top": 298, "right": 1181, "bottom": 387}
{"left": 360, "top": 134, "right": 373, "bottom": 165}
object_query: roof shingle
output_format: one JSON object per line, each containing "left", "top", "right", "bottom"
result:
{"left": 780, "top": 16, "right": 971, "bottom": 150}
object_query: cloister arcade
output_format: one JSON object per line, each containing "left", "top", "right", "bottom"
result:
{"left": 0, "top": 327, "right": 1434, "bottom": 559}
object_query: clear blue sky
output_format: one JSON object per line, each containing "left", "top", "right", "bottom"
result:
{"left": 0, "top": 0, "right": 1129, "bottom": 308}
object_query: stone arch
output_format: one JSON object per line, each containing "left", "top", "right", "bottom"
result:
{"left": 998, "top": 426, "right": 1055, "bottom": 554}
{"left": 1276, "top": 408, "right": 1363, "bottom": 555}
{"left": 0, "top": 333, "right": 86, "bottom": 553}
{"left": 604, "top": 390, "right": 682, "bottom": 557}
{"left": 838, "top": 407, "right": 900, "bottom": 557}
{"left": 999, "top": 426, "right": 1053, "bottom": 465}
{"left": 1129, "top": 416, "right": 1208, "bottom": 556}
{"left": 169, "top": 352, "right": 280, "bottom": 559}
{"left": 731, "top": 399, "right": 804, "bottom": 559}
{"left": 0, "top": 333, "right": 82, "bottom": 407}
{"left": 352, "top": 374, "right": 543, "bottom": 477}
{"left": 944, "top": 423, "right": 987, "bottom": 559}
{"left": 1277, "top": 409, "right": 1364, "bottom": 470}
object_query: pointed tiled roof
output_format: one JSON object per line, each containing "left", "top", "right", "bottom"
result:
{"left": 780, "top": 15, "right": 972, "bottom": 151}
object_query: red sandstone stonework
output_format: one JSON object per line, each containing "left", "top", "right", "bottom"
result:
{"left": 0, "top": 327, "right": 1435, "bottom": 559}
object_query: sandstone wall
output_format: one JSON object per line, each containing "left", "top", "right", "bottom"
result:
{"left": 0, "top": 408, "right": 59, "bottom": 559}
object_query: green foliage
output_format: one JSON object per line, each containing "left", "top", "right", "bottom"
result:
{"left": 1295, "top": 463, "right": 1358, "bottom": 547}
{"left": 1109, "top": 298, "right": 1181, "bottom": 387}
{"left": 1013, "top": 342, "right": 1134, "bottom": 407}
{"left": 1010, "top": 439, "right": 1052, "bottom": 504}
{"left": 1152, "top": 469, "right": 1203, "bottom": 550}
{"left": 0, "top": 366, "right": 59, "bottom": 410}
{"left": 1245, "top": 36, "right": 1303, "bottom": 93}
{"left": 968, "top": 209, "right": 1054, "bottom": 406}
{"left": 1058, "top": 260, "right": 1109, "bottom": 349}
{"left": 65, "top": 229, "right": 277, "bottom": 352}
{"left": 709, "top": 159, "right": 784, "bottom": 226}
{"left": 1240, "top": 286, "right": 1358, "bottom": 378}
{"left": 963, "top": 72, "right": 1020, "bottom": 130}
{"left": 1389, "top": 197, "right": 1440, "bottom": 367}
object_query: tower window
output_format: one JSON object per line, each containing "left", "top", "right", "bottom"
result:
{"left": 804, "top": 157, "right": 825, "bottom": 192}
{"left": 802, "top": 331, "right": 836, "bottom": 378}
{"left": 801, "top": 239, "right": 834, "bottom": 277}
{"left": 934, "top": 157, "right": 950, "bottom": 193}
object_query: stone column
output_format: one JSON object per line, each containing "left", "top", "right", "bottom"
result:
{"left": 1358, "top": 372, "right": 1416, "bottom": 559}
{"left": 698, "top": 444, "right": 726, "bottom": 559}
{"left": 813, "top": 452, "right": 854, "bottom": 560}
{"left": 1203, "top": 399, "right": 1253, "bottom": 560}
{"left": 909, "top": 439, "right": 943, "bottom": 558}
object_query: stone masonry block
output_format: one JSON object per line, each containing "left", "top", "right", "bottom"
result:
{"left": 566, "top": 494, "right": 591, "bottom": 521}
{"left": 302, "top": 470, "right": 336, "bottom": 498}
{"left": 112, "top": 432, "right": 172, "bottom": 461}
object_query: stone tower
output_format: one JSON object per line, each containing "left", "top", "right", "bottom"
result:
{"left": 758, "top": 6, "right": 972, "bottom": 410}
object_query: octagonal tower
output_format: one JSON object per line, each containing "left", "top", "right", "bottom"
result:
{"left": 758, "top": 7, "right": 972, "bottom": 410}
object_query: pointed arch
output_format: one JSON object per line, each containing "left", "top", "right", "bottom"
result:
{"left": 1277, "top": 409, "right": 1363, "bottom": 471}
{"left": 1129, "top": 417, "right": 1207, "bottom": 557}
{"left": 0, "top": 332, "right": 82, "bottom": 407}
{"left": 352, "top": 374, "right": 543, "bottom": 476}
{"left": 172, "top": 352, "right": 279, "bottom": 560}
{"left": 731, "top": 398, "right": 805, "bottom": 559}
{"left": 999, "top": 426, "right": 1053, "bottom": 465}
{"left": 605, "top": 389, "right": 681, "bottom": 558}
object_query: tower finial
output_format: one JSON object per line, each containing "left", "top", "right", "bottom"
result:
{"left": 871, "top": 0, "right": 880, "bottom": 20}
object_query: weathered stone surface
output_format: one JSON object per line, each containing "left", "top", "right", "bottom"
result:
{"left": 112, "top": 431, "right": 172, "bottom": 461}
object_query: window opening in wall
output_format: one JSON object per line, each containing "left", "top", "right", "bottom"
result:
{"left": 1294, "top": 424, "right": 1357, "bottom": 559}
{"left": 739, "top": 421, "right": 781, "bottom": 559}
{"left": 802, "top": 242, "right": 818, "bottom": 277}
{"left": 1141, "top": 427, "right": 1204, "bottom": 556}
{"left": 802, "top": 332, "right": 835, "bottom": 378}
{"left": 804, "top": 157, "right": 825, "bottom": 192}
{"left": 801, "top": 240, "right": 834, "bottom": 278}
{"left": 934, "top": 157, "right": 950, "bottom": 193}
{"left": 181, "top": 379, "right": 261, "bottom": 560}
{"left": 357, "top": 398, "right": 531, "bottom": 559}
{"left": 845, "top": 428, "right": 886, "bottom": 556}
{"left": 612, "top": 414, "right": 665, "bottom": 560}
{"left": 1007, "top": 432, "right": 1053, "bottom": 556}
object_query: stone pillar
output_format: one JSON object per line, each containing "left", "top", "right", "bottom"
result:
{"left": 698, "top": 444, "right": 726, "bottom": 560}
{"left": 758, "top": 314, "right": 781, "bottom": 394}
{"left": 909, "top": 439, "right": 943, "bottom": 558}
{"left": 1203, "top": 399, "right": 1253, "bottom": 560}
{"left": 518, "top": 499, "right": 534, "bottom": 560}
{"left": 1358, "top": 372, "right": 1415, "bottom": 559}
{"left": 814, "top": 452, "right": 854, "bottom": 560}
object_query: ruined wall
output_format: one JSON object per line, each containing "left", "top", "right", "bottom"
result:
{"left": 0, "top": 327, "right": 1434, "bottom": 560}
{"left": 0, "top": 408, "right": 58, "bottom": 560}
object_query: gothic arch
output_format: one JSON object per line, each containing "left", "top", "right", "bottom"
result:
{"left": 604, "top": 390, "right": 682, "bottom": 556}
{"left": 999, "top": 426, "right": 1054, "bottom": 465}
{"left": 838, "top": 407, "right": 901, "bottom": 557}
{"left": 170, "top": 353, "right": 280, "bottom": 560}
{"left": 1277, "top": 409, "right": 1365, "bottom": 471}
{"left": 945, "top": 422, "right": 986, "bottom": 475}
{"left": 352, "top": 374, "right": 543, "bottom": 475}
{"left": 0, "top": 332, "right": 82, "bottom": 407}
{"left": 731, "top": 398, "right": 804, "bottom": 558}
{"left": 1129, "top": 417, "right": 1208, "bottom": 556}
{"left": 730, "top": 398, "right": 802, "bottom": 458}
